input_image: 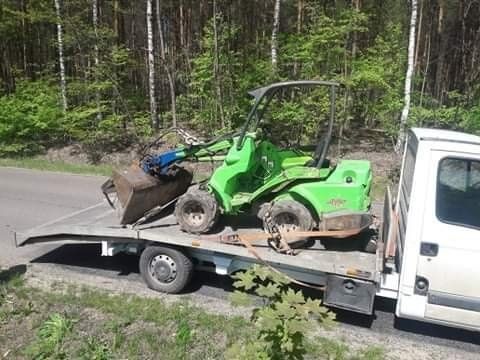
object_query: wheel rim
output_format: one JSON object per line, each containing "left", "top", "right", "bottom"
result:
{"left": 275, "top": 212, "right": 300, "bottom": 232}
{"left": 149, "top": 254, "right": 177, "bottom": 283}
{"left": 183, "top": 201, "right": 206, "bottom": 227}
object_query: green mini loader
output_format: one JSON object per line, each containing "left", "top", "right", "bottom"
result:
{"left": 106, "top": 80, "right": 372, "bottom": 238}
{"left": 174, "top": 80, "right": 372, "bottom": 234}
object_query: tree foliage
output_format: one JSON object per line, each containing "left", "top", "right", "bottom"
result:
{"left": 0, "top": 0, "right": 479, "bottom": 157}
{"left": 0, "top": 80, "right": 63, "bottom": 156}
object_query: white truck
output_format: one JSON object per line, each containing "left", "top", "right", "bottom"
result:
{"left": 14, "top": 128, "right": 480, "bottom": 332}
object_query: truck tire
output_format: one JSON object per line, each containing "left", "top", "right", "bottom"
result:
{"left": 174, "top": 189, "right": 219, "bottom": 234}
{"left": 265, "top": 199, "right": 315, "bottom": 232}
{"left": 139, "top": 245, "right": 193, "bottom": 294}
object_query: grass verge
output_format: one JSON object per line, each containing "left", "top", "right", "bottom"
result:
{"left": 0, "top": 269, "right": 385, "bottom": 360}
{"left": 0, "top": 157, "right": 113, "bottom": 176}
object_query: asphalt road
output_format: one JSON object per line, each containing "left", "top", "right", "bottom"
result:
{"left": 1, "top": 167, "right": 480, "bottom": 358}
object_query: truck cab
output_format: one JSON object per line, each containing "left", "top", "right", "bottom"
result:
{"left": 385, "top": 128, "right": 480, "bottom": 331}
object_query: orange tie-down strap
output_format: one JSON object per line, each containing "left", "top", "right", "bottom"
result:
{"left": 197, "top": 221, "right": 373, "bottom": 291}
{"left": 217, "top": 226, "right": 371, "bottom": 244}
{"left": 236, "top": 233, "right": 326, "bottom": 291}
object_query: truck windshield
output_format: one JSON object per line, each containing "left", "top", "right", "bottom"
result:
{"left": 436, "top": 157, "right": 480, "bottom": 229}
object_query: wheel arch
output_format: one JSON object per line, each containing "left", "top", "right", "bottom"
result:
{"left": 272, "top": 190, "right": 321, "bottom": 224}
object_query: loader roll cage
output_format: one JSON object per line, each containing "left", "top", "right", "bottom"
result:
{"left": 238, "top": 80, "right": 340, "bottom": 169}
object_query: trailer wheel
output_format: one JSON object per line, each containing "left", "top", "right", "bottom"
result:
{"left": 265, "top": 200, "right": 315, "bottom": 232}
{"left": 175, "top": 189, "right": 219, "bottom": 234}
{"left": 139, "top": 245, "right": 193, "bottom": 294}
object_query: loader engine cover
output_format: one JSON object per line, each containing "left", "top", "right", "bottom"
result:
{"left": 112, "top": 165, "right": 193, "bottom": 225}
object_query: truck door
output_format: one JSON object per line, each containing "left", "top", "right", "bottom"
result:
{"left": 416, "top": 150, "right": 480, "bottom": 328}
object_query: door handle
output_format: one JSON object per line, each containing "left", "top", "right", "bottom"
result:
{"left": 420, "top": 242, "right": 438, "bottom": 256}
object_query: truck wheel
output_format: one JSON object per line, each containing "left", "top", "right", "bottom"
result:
{"left": 265, "top": 200, "right": 315, "bottom": 232}
{"left": 139, "top": 245, "right": 193, "bottom": 294}
{"left": 175, "top": 189, "right": 219, "bottom": 234}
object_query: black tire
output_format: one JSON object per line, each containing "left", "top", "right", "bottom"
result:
{"left": 174, "top": 189, "right": 219, "bottom": 234}
{"left": 139, "top": 245, "right": 193, "bottom": 294}
{"left": 264, "top": 199, "right": 315, "bottom": 232}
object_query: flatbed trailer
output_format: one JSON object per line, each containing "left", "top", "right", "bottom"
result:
{"left": 15, "top": 200, "right": 383, "bottom": 315}
{"left": 15, "top": 128, "right": 480, "bottom": 332}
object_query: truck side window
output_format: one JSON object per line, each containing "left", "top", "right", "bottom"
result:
{"left": 436, "top": 157, "right": 480, "bottom": 229}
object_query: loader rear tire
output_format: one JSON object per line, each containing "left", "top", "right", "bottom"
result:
{"left": 175, "top": 189, "right": 219, "bottom": 234}
{"left": 140, "top": 245, "right": 193, "bottom": 294}
{"left": 265, "top": 200, "right": 315, "bottom": 232}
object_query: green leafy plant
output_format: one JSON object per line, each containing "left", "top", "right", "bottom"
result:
{"left": 226, "top": 265, "right": 335, "bottom": 360}
{"left": 25, "top": 313, "right": 74, "bottom": 359}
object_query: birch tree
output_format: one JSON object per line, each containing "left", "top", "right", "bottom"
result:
{"left": 271, "top": 0, "right": 281, "bottom": 72}
{"left": 396, "top": 0, "right": 418, "bottom": 152}
{"left": 146, "top": 0, "right": 158, "bottom": 128}
{"left": 54, "top": 0, "right": 67, "bottom": 112}
{"left": 92, "top": 0, "right": 102, "bottom": 120}
{"left": 155, "top": 0, "right": 177, "bottom": 127}
{"left": 212, "top": 0, "right": 225, "bottom": 128}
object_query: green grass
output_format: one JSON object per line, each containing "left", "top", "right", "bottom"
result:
{"left": 0, "top": 157, "right": 114, "bottom": 176}
{"left": 0, "top": 271, "right": 385, "bottom": 359}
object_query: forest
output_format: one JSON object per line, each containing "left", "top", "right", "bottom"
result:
{"left": 0, "top": 0, "right": 479, "bottom": 159}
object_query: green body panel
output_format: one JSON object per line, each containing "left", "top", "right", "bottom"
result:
{"left": 208, "top": 134, "right": 371, "bottom": 217}
{"left": 275, "top": 160, "right": 372, "bottom": 218}
{"left": 208, "top": 136, "right": 256, "bottom": 212}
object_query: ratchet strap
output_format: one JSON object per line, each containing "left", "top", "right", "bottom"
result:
{"left": 217, "top": 225, "right": 372, "bottom": 244}
{"left": 201, "top": 220, "right": 373, "bottom": 291}
{"left": 236, "top": 234, "right": 326, "bottom": 291}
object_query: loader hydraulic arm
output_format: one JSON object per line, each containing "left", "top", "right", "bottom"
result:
{"left": 141, "top": 137, "right": 234, "bottom": 176}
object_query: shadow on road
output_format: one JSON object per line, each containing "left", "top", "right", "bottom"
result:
{"left": 0, "top": 264, "right": 27, "bottom": 283}
{"left": 30, "top": 243, "right": 480, "bottom": 347}
{"left": 394, "top": 317, "right": 480, "bottom": 345}
{"left": 32, "top": 243, "right": 139, "bottom": 276}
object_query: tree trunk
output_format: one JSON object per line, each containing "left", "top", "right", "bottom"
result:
{"left": 156, "top": 0, "right": 177, "bottom": 127}
{"left": 113, "top": 0, "right": 119, "bottom": 43}
{"left": 146, "top": 0, "right": 158, "bottom": 128}
{"left": 414, "top": 0, "right": 423, "bottom": 74}
{"left": 54, "top": 0, "right": 67, "bottom": 112}
{"left": 351, "top": 0, "right": 360, "bottom": 58}
{"left": 21, "top": 0, "right": 27, "bottom": 74}
{"left": 434, "top": 0, "right": 446, "bottom": 100}
{"left": 396, "top": 0, "right": 418, "bottom": 152}
{"left": 212, "top": 0, "right": 225, "bottom": 128}
{"left": 180, "top": 0, "right": 192, "bottom": 77}
{"left": 93, "top": 0, "right": 102, "bottom": 121}
{"left": 271, "top": 0, "right": 281, "bottom": 72}
{"left": 179, "top": 0, "right": 185, "bottom": 48}
{"left": 0, "top": 46, "right": 15, "bottom": 94}
{"left": 420, "top": 31, "right": 431, "bottom": 107}
{"left": 293, "top": 0, "right": 303, "bottom": 77}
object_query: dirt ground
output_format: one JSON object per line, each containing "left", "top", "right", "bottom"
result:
{"left": 8, "top": 263, "right": 479, "bottom": 360}
{"left": 41, "top": 135, "right": 401, "bottom": 182}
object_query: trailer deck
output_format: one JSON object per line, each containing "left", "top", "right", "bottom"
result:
{"left": 15, "top": 201, "right": 379, "bottom": 287}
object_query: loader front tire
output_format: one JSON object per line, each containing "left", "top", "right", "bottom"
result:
{"left": 140, "top": 245, "right": 193, "bottom": 294}
{"left": 175, "top": 189, "right": 219, "bottom": 234}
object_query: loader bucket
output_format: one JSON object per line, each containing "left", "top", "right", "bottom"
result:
{"left": 111, "top": 165, "right": 193, "bottom": 225}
